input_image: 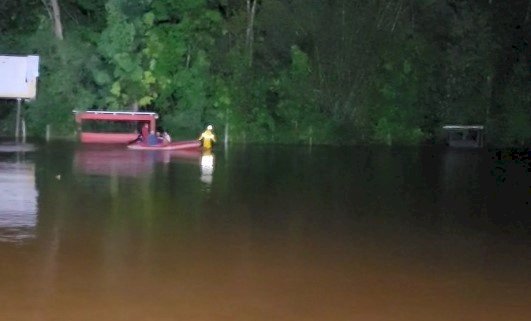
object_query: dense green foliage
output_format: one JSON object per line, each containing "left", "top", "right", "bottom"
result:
{"left": 0, "top": 0, "right": 529, "bottom": 145}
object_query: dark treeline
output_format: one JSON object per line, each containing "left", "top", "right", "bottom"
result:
{"left": 0, "top": 0, "right": 529, "bottom": 145}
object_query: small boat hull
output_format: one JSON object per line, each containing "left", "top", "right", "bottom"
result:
{"left": 127, "top": 140, "right": 201, "bottom": 151}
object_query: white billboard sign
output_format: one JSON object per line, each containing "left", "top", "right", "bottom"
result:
{"left": 0, "top": 55, "right": 40, "bottom": 99}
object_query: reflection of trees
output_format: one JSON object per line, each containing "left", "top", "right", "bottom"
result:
{"left": 439, "top": 149, "right": 484, "bottom": 227}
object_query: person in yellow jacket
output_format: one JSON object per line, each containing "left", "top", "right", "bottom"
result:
{"left": 198, "top": 124, "right": 216, "bottom": 149}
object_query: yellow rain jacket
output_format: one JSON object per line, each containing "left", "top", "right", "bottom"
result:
{"left": 198, "top": 129, "right": 216, "bottom": 149}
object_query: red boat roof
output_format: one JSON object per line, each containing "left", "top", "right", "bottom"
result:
{"left": 73, "top": 110, "right": 158, "bottom": 123}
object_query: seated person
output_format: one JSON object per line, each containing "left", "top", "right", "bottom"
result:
{"left": 162, "top": 130, "right": 171, "bottom": 144}
{"left": 155, "top": 127, "right": 165, "bottom": 143}
{"left": 128, "top": 130, "right": 142, "bottom": 144}
{"left": 146, "top": 130, "right": 159, "bottom": 146}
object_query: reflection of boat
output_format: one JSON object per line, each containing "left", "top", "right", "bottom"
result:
{"left": 74, "top": 145, "right": 203, "bottom": 176}
{"left": 74, "top": 146, "right": 158, "bottom": 176}
{"left": 127, "top": 140, "right": 201, "bottom": 151}
{"left": 169, "top": 149, "right": 203, "bottom": 162}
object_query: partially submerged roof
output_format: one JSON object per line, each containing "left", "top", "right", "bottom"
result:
{"left": 442, "top": 125, "right": 484, "bottom": 130}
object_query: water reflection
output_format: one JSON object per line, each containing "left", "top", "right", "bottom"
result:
{"left": 74, "top": 146, "right": 159, "bottom": 177}
{"left": 200, "top": 150, "right": 215, "bottom": 185}
{"left": 73, "top": 145, "right": 204, "bottom": 177}
{"left": 0, "top": 161, "right": 38, "bottom": 242}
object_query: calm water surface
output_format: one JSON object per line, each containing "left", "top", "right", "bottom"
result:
{"left": 0, "top": 142, "right": 529, "bottom": 321}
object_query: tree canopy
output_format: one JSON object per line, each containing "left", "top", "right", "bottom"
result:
{"left": 0, "top": 0, "right": 529, "bottom": 146}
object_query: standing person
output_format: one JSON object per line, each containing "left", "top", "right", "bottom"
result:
{"left": 141, "top": 123, "right": 149, "bottom": 141}
{"left": 198, "top": 124, "right": 216, "bottom": 150}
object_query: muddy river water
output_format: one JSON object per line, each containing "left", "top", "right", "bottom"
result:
{"left": 0, "top": 143, "right": 529, "bottom": 321}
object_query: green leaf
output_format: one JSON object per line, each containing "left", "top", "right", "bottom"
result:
{"left": 143, "top": 12, "right": 155, "bottom": 26}
{"left": 138, "top": 96, "right": 153, "bottom": 106}
{"left": 93, "top": 70, "right": 112, "bottom": 85}
{"left": 111, "top": 81, "right": 121, "bottom": 96}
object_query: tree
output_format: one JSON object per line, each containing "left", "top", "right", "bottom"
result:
{"left": 245, "top": 0, "right": 258, "bottom": 66}
{"left": 50, "top": 0, "right": 64, "bottom": 40}
{"left": 146, "top": 0, "right": 223, "bottom": 135}
{"left": 97, "top": 0, "right": 155, "bottom": 110}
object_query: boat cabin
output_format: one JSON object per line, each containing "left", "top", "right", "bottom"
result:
{"left": 442, "top": 125, "right": 484, "bottom": 148}
{"left": 74, "top": 110, "right": 158, "bottom": 144}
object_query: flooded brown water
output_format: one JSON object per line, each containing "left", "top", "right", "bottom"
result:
{"left": 1, "top": 143, "right": 529, "bottom": 321}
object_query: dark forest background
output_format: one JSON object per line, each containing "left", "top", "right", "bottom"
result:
{"left": 0, "top": 0, "right": 529, "bottom": 146}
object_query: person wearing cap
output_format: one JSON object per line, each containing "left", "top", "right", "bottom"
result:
{"left": 198, "top": 125, "right": 216, "bottom": 149}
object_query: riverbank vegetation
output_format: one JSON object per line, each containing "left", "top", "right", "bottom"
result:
{"left": 0, "top": 0, "right": 529, "bottom": 146}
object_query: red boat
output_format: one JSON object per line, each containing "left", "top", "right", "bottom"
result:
{"left": 127, "top": 140, "right": 201, "bottom": 151}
